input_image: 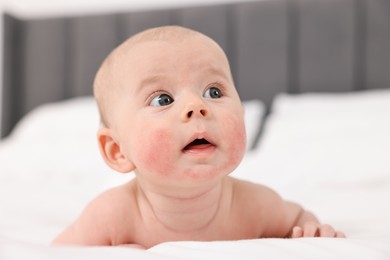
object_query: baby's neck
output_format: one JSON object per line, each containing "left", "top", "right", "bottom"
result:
{"left": 135, "top": 178, "right": 230, "bottom": 233}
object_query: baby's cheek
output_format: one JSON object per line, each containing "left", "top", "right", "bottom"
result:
{"left": 134, "top": 128, "right": 175, "bottom": 175}
{"left": 224, "top": 117, "right": 246, "bottom": 168}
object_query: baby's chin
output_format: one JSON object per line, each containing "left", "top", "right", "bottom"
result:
{"left": 182, "top": 158, "right": 241, "bottom": 185}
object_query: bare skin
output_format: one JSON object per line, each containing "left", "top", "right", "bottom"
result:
{"left": 52, "top": 26, "right": 345, "bottom": 248}
{"left": 52, "top": 177, "right": 344, "bottom": 248}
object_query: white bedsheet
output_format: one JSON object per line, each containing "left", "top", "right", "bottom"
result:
{"left": 1, "top": 91, "right": 390, "bottom": 259}
{"left": 2, "top": 236, "right": 389, "bottom": 260}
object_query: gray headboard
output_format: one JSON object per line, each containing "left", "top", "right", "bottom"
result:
{"left": 2, "top": 0, "right": 390, "bottom": 138}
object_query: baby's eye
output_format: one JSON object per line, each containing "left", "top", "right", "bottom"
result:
{"left": 204, "top": 86, "right": 223, "bottom": 99}
{"left": 150, "top": 93, "right": 174, "bottom": 107}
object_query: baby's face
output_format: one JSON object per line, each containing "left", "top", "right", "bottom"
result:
{"left": 110, "top": 35, "right": 246, "bottom": 192}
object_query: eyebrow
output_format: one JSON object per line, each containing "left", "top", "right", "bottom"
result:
{"left": 202, "top": 65, "right": 232, "bottom": 82}
{"left": 135, "top": 74, "right": 167, "bottom": 95}
{"left": 134, "top": 65, "right": 232, "bottom": 95}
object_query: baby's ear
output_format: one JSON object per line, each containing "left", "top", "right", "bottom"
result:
{"left": 97, "top": 128, "right": 135, "bottom": 173}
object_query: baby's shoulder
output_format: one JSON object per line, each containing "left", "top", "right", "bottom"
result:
{"left": 56, "top": 180, "right": 139, "bottom": 245}
{"left": 83, "top": 180, "right": 138, "bottom": 219}
{"left": 231, "top": 177, "right": 276, "bottom": 196}
{"left": 97, "top": 181, "right": 136, "bottom": 201}
{"left": 229, "top": 177, "right": 284, "bottom": 207}
{"left": 230, "top": 178, "right": 287, "bottom": 217}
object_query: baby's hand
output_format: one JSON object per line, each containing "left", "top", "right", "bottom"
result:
{"left": 291, "top": 222, "right": 346, "bottom": 238}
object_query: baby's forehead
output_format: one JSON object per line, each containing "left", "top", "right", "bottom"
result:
{"left": 98, "top": 26, "right": 231, "bottom": 85}
{"left": 112, "top": 34, "right": 226, "bottom": 72}
{"left": 99, "top": 26, "right": 224, "bottom": 76}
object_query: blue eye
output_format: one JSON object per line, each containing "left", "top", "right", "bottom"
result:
{"left": 204, "top": 86, "right": 223, "bottom": 99}
{"left": 150, "top": 93, "right": 174, "bottom": 107}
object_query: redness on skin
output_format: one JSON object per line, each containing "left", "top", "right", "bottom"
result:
{"left": 132, "top": 102, "right": 247, "bottom": 183}
{"left": 228, "top": 126, "right": 247, "bottom": 167}
{"left": 136, "top": 128, "right": 174, "bottom": 176}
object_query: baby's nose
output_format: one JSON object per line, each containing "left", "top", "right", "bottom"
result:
{"left": 182, "top": 102, "right": 209, "bottom": 122}
{"left": 186, "top": 109, "right": 208, "bottom": 118}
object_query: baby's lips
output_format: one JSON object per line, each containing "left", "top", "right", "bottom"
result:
{"left": 183, "top": 138, "right": 212, "bottom": 151}
{"left": 182, "top": 138, "right": 217, "bottom": 155}
{"left": 182, "top": 129, "right": 218, "bottom": 153}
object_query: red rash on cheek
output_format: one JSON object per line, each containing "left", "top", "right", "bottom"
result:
{"left": 135, "top": 128, "right": 175, "bottom": 176}
{"left": 224, "top": 116, "right": 247, "bottom": 169}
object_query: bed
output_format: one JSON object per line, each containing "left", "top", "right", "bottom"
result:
{"left": 1, "top": 0, "right": 390, "bottom": 259}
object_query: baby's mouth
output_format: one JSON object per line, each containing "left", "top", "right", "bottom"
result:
{"left": 183, "top": 138, "right": 215, "bottom": 152}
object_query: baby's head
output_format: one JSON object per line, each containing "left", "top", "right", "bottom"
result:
{"left": 94, "top": 26, "right": 233, "bottom": 127}
{"left": 94, "top": 26, "right": 246, "bottom": 193}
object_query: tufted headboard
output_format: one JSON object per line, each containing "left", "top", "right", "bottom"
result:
{"left": 2, "top": 0, "right": 390, "bottom": 138}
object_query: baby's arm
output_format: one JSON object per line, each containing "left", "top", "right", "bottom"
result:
{"left": 52, "top": 194, "right": 113, "bottom": 245}
{"left": 285, "top": 202, "right": 345, "bottom": 238}
{"left": 52, "top": 187, "right": 134, "bottom": 246}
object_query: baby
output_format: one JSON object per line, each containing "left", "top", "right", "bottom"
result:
{"left": 52, "top": 25, "right": 345, "bottom": 248}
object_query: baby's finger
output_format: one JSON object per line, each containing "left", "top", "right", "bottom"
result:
{"left": 291, "top": 226, "right": 303, "bottom": 238}
{"left": 335, "top": 231, "right": 346, "bottom": 238}
{"left": 319, "top": 224, "right": 336, "bottom": 237}
{"left": 303, "top": 222, "right": 320, "bottom": 237}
